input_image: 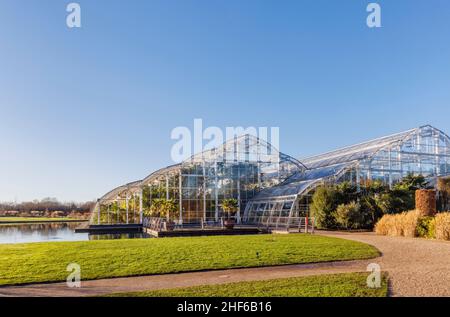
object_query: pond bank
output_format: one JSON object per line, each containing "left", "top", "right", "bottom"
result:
{"left": 0, "top": 219, "right": 88, "bottom": 225}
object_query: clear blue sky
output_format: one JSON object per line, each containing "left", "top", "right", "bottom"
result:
{"left": 1, "top": 0, "right": 449, "bottom": 202}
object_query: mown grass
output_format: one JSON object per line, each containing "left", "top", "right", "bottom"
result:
{"left": 0, "top": 234, "right": 379, "bottom": 286}
{"left": 106, "top": 273, "right": 388, "bottom": 297}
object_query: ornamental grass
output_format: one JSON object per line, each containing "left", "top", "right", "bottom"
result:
{"left": 434, "top": 212, "right": 450, "bottom": 240}
{"left": 375, "top": 210, "right": 421, "bottom": 238}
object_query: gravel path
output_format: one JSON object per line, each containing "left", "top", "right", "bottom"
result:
{"left": 0, "top": 259, "right": 374, "bottom": 297}
{"left": 1, "top": 232, "right": 449, "bottom": 297}
{"left": 317, "top": 231, "right": 450, "bottom": 297}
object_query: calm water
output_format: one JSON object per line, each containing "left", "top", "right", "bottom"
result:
{"left": 0, "top": 222, "right": 149, "bottom": 244}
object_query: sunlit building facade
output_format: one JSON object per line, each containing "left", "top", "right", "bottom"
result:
{"left": 93, "top": 135, "right": 304, "bottom": 224}
{"left": 93, "top": 125, "right": 450, "bottom": 227}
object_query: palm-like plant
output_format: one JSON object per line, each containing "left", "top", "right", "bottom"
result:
{"left": 395, "top": 173, "right": 429, "bottom": 191}
{"left": 148, "top": 198, "right": 179, "bottom": 223}
{"left": 222, "top": 198, "right": 238, "bottom": 220}
{"left": 160, "top": 199, "right": 178, "bottom": 221}
{"left": 149, "top": 199, "right": 165, "bottom": 217}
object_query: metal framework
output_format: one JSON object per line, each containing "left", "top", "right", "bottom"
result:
{"left": 243, "top": 125, "right": 450, "bottom": 226}
{"left": 92, "top": 134, "right": 304, "bottom": 224}
{"left": 93, "top": 125, "right": 450, "bottom": 228}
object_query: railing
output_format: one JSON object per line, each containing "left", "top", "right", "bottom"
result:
{"left": 246, "top": 216, "right": 315, "bottom": 233}
{"left": 143, "top": 217, "right": 226, "bottom": 231}
{"left": 142, "top": 217, "right": 166, "bottom": 231}
{"left": 201, "top": 218, "right": 224, "bottom": 229}
{"left": 143, "top": 216, "right": 314, "bottom": 233}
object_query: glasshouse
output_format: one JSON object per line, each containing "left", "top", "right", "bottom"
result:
{"left": 93, "top": 125, "right": 450, "bottom": 227}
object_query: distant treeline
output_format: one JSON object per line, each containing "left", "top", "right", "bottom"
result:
{"left": 0, "top": 198, "right": 95, "bottom": 218}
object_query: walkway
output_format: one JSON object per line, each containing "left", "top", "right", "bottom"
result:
{"left": 317, "top": 231, "right": 450, "bottom": 297}
{"left": 0, "top": 259, "right": 374, "bottom": 297}
{"left": 1, "top": 232, "right": 449, "bottom": 297}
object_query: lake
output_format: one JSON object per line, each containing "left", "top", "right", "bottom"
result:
{"left": 0, "top": 222, "right": 149, "bottom": 244}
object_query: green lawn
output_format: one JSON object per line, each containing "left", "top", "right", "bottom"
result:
{"left": 106, "top": 273, "right": 388, "bottom": 297}
{"left": 0, "top": 234, "right": 379, "bottom": 286}
{"left": 0, "top": 217, "right": 78, "bottom": 223}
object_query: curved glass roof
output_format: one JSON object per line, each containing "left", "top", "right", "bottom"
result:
{"left": 250, "top": 125, "right": 450, "bottom": 202}
{"left": 251, "top": 162, "right": 352, "bottom": 200}
{"left": 300, "top": 128, "right": 418, "bottom": 169}
{"left": 185, "top": 134, "right": 306, "bottom": 168}
{"left": 98, "top": 180, "right": 142, "bottom": 203}
{"left": 98, "top": 125, "right": 450, "bottom": 205}
{"left": 98, "top": 134, "right": 304, "bottom": 204}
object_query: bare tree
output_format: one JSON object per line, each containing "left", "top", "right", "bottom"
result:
{"left": 0, "top": 198, "right": 95, "bottom": 218}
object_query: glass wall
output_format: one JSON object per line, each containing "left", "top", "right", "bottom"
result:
{"left": 95, "top": 126, "right": 450, "bottom": 226}
{"left": 94, "top": 135, "right": 304, "bottom": 224}
{"left": 357, "top": 125, "right": 450, "bottom": 186}
{"left": 244, "top": 126, "right": 450, "bottom": 228}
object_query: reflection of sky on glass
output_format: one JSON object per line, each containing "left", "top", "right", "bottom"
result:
{"left": 0, "top": 223, "right": 88, "bottom": 244}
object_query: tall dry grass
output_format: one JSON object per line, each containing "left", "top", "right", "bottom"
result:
{"left": 375, "top": 210, "right": 421, "bottom": 238}
{"left": 434, "top": 212, "right": 450, "bottom": 240}
{"left": 374, "top": 214, "right": 393, "bottom": 236}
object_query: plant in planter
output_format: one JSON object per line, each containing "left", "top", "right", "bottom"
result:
{"left": 221, "top": 198, "right": 239, "bottom": 230}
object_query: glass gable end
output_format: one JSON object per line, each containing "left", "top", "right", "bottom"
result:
{"left": 93, "top": 134, "right": 305, "bottom": 224}
{"left": 93, "top": 126, "right": 450, "bottom": 227}
{"left": 244, "top": 125, "right": 450, "bottom": 227}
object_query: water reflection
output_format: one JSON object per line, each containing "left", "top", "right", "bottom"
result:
{"left": 89, "top": 233, "right": 150, "bottom": 240}
{"left": 0, "top": 222, "right": 88, "bottom": 244}
{"left": 0, "top": 222, "right": 150, "bottom": 244}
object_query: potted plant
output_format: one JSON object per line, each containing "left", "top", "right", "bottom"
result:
{"left": 222, "top": 198, "right": 238, "bottom": 230}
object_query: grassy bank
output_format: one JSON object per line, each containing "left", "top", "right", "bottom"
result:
{"left": 0, "top": 217, "right": 83, "bottom": 224}
{"left": 106, "top": 273, "right": 388, "bottom": 297}
{"left": 0, "top": 234, "right": 379, "bottom": 286}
